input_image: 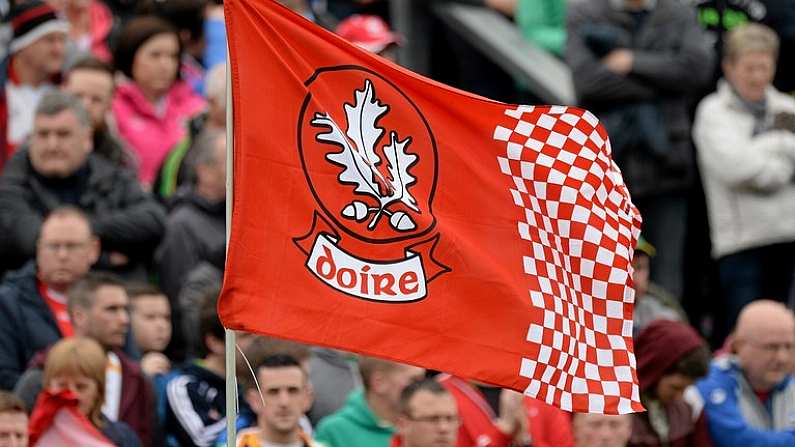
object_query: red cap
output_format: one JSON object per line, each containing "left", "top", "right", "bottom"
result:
{"left": 336, "top": 14, "right": 401, "bottom": 54}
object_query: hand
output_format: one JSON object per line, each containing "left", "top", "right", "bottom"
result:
{"left": 485, "top": 0, "right": 518, "bottom": 15}
{"left": 494, "top": 389, "right": 526, "bottom": 436}
{"left": 603, "top": 49, "right": 634, "bottom": 75}
{"left": 109, "top": 252, "right": 129, "bottom": 267}
{"left": 141, "top": 352, "right": 171, "bottom": 376}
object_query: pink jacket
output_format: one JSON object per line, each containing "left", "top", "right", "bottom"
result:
{"left": 112, "top": 81, "right": 205, "bottom": 185}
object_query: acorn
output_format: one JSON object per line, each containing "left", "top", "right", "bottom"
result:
{"left": 342, "top": 201, "right": 369, "bottom": 222}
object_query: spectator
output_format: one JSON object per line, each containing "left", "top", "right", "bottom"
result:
{"left": 3, "top": 0, "right": 68, "bottom": 156}
{"left": 565, "top": 0, "right": 714, "bottom": 298}
{"left": 630, "top": 320, "right": 713, "bottom": 446}
{"left": 692, "top": 23, "right": 795, "bottom": 332}
{"left": 315, "top": 357, "right": 425, "bottom": 447}
{"left": 63, "top": 56, "right": 134, "bottom": 169}
{"left": 112, "top": 15, "right": 206, "bottom": 187}
{"left": 515, "top": 0, "right": 566, "bottom": 56}
{"left": 13, "top": 273, "right": 156, "bottom": 447}
{"left": 30, "top": 337, "right": 140, "bottom": 446}
{"left": 0, "top": 90, "right": 166, "bottom": 278}
{"left": 178, "top": 242, "right": 225, "bottom": 357}
{"left": 47, "top": 0, "right": 115, "bottom": 65}
{"left": 0, "top": 207, "right": 99, "bottom": 390}
{"left": 692, "top": 300, "right": 795, "bottom": 446}
{"left": 163, "top": 288, "right": 227, "bottom": 447}
{"left": 524, "top": 398, "right": 574, "bottom": 447}
{"left": 0, "top": 391, "right": 28, "bottom": 447}
{"left": 392, "top": 379, "right": 458, "bottom": 447}
{"left": 217, "top": 336, "right": 313, "bottom": 446}
{"left": 572, "top": 413, "right": 632, "bottom": 447}
{"left": 154, "top": 63, "right": 227, "bottom": 199}
{"left": 157, "top": 131, "right": 225, "bottom": 311}
{"left": 307, "top": 348, "right": 361, "bottom": 426}
{"left": 436, "top": 374, "right": 530, "bottom": 447}
{"left": 142, "top": 0, "right": 209, "bottom": 95}
{"left": 336, "top": 15, "right": 401, "bottom": 61}
{"left": 632, "top": 237, "right": 686, "bottom": 335}
{"left": 236, "top": 354, "right": 318, "bottom": 447}
{"left": 128, "top": 284, "right": 172, "bottom": 377}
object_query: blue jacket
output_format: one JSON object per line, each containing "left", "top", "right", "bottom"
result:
{"left": 692, "top": 356, "right": 795, "bottom": 447}
{"left": 0, "top": 262, "right": 61, "bottom": 390}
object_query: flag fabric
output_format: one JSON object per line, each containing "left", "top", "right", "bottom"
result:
{"left": 28, "top": 389, "right": 116, "bottom": 447}
{"left": 219, "top": 0, "right": 643, "bottom": 414}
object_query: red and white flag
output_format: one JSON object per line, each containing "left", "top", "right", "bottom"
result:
{"left": 29, "top": 390, "right": 115, "bottom": 447}
{"left": 219, "top": 0, "right": 644, "bottom": 414}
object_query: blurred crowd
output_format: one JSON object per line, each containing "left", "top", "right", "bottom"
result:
{"left": 0, "top": 0, "right": 794, "bottom": 446}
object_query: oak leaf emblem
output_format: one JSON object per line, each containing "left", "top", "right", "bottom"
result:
{"left": 312, "top": 79, "right": 419, "bottom": 231}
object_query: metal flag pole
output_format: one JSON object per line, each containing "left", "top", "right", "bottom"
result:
{"left": 224, "top": 46, "right": 238, "bottom": 445}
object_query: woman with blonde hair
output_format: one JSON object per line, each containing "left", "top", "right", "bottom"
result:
{"left": 28, "top": 337, "right": 140, "bottom": 446}
{"left": 693, "top": 23, "right": 795, "bottom": 338}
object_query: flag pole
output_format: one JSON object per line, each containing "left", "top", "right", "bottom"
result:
{"left": 224, "top": 47, "right": 238, "bottom": 445}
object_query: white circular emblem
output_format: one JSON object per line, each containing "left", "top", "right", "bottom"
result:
{"left": 710, "top": 389, "right": 727, "bottom": 405}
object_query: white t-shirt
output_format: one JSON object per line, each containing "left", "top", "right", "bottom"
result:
{"left": 102, "top": 352, "right": 123, "bottom": 421}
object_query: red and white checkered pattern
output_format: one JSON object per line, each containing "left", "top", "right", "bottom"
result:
{"left": 493, "top": 105, "right": 643, "bottom": 414}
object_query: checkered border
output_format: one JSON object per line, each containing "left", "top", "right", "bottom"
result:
{"left": 493, "top": 105, "right": 643, "bottom": 414}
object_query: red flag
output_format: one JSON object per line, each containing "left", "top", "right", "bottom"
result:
{"left": 219, "top": 0, "right": 643, "bottom": 414}
{"left": 29, "top": 389, "right": 115, "bottom": 446}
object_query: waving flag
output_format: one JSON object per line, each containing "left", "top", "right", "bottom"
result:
{"left": 29, "top": 390, "right": 115, "bottom": 447}
{"left": 219, "top": 0, "right": 644, "bottom": 414}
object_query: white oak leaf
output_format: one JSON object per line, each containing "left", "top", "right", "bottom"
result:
{"left": 382, "top": 131, "right": 419, "bottom": 212}
{"left": 312, "top": 112, "right": 381, "bottom": 199}
{"left": 344, "top": 79, "right": 386, "bottom": 169}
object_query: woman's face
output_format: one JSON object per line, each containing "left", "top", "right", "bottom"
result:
{"left": 723, "top": 50, "right": 777, "bottom": 103}
{"left": 132, "top": 33, "right": 180, "bottom": 97}
{"left": 49, "top": 375, "right": 100, "bottom": 417}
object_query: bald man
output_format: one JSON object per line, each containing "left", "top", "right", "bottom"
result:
{"left": 690, "top": 300, "right": 795, "bottom": 446}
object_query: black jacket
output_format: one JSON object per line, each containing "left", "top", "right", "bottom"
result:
{"left": 156, "top": 189, "right": 225, "bottom": 303}
{"left": 0, "top": 149, "right": 166, "bottom": 276}
{"left": 164, "top": 362, "right": 227, "bottom": 447}
{"left": 0, "top": 262, "right": 61, "bottom": 390}
{"left": 565, "top": 0, "right": 715, "bottom": 197}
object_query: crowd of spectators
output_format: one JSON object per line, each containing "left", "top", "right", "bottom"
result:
{"left": 0, "top": 0, "right": 794, "bottom": 446}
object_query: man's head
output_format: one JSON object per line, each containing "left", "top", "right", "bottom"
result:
{"left": 245, "top": 354, "right": 311, "bottom": 443}
{"left": 240, "top": 336, "right": 312, "bottom": 380}
{"left": 0, "top": 392, "right": 27, "bottom": 447}
{"left": 360, "top": 356, "right": 426, "bottom": 413}
{"left": 63, "top": 58, "right": 115, "bottom": 130}
{"left": 572, "top": 413, "right": 632, "bottom": 447}
{"left": 67, "top": 273, "right": 129, "bottom": 350}
{"left": 396, "top": 379, "right": 458, "bottom": 447}
{"left": 194, "top": 132, "right": 227, "bottom": 202}
{"left": 29, "top": 91, "right": 93, "bottom": 178}
{"left": 9, "top": 1, "right": 68, "bottom": 78}
{"left": 36, "top": 207, "right": 99, "bottom": 292}
{"left": 634, "top": 320, "right": 709, "bottom": 403}
{"left": 127, "top": 284, "right": 171, "bottom": 354}
{"left": 204, "top": 63, "right": 227, "bottom": 129}
{"left": 733, "top": 300, "right": 795, "bottom": 392}
{"left": 197, "top": 287, "right": 225, "bottom": 360}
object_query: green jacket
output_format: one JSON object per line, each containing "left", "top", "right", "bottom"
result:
{"left": 314, "top": 389, "right": 394, "bottom": 447}
{"left": 516, "top": 0, "right": 566, "bottom": 56}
